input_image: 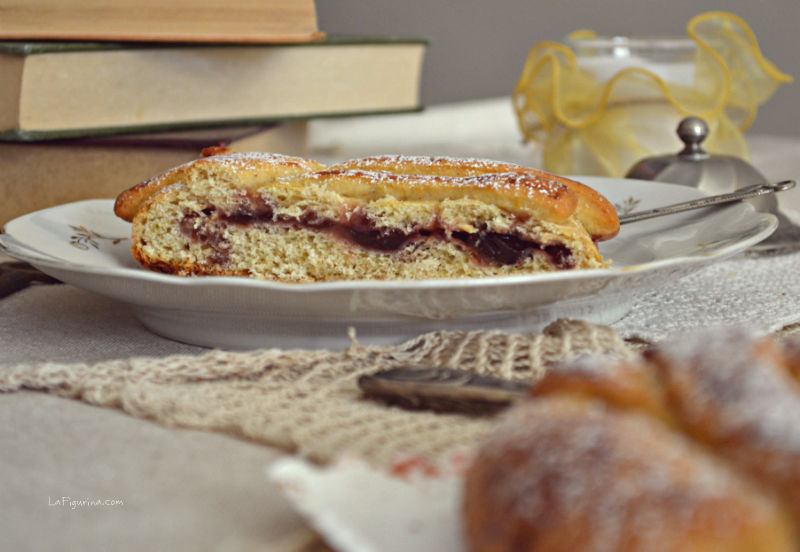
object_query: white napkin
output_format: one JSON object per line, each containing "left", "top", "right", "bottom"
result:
{"left": 269, "top": 455, "right": 467, "bottom": 552}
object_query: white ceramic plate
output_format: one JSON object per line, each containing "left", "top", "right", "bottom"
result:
{"left": 0, "top": 177, "right": 776, "bottom": 349}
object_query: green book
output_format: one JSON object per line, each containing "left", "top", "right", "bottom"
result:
{"left": 0, "top": 37, "right": 427, "bottom": 141}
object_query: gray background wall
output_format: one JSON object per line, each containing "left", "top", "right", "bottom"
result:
{"left": 317, "top": 0, "right": 799, "bottom": 136}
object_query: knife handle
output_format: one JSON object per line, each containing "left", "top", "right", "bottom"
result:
{"left": 358, "top": 367, "right": 531, "bottom": 415}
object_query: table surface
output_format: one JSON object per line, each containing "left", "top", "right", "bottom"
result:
{"left": 3, "top": 98, "right": 800, "bottom": 552}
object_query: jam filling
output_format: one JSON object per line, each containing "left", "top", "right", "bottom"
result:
{"left": 179, "top": 196, "right": 576, "bottom": 269}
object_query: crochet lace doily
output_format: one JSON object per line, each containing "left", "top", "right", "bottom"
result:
{"left": 0, "top": 320, "right": 634, "bottom": 467}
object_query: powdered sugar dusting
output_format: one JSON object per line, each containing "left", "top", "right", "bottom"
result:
{"left": 312, "top": 169, "right": 568, "bottom": 201}
{"left": 468, "top": 398, "right": 778, "bottom": 551}
{"left": 338, "top": 154, "right": 525, "bottom": 172}
{"left": 547, "top": 351, "right": 637, "bottom": 378}
{"left": 653, "top": 328, "right": 800, "bottom": 490}
{"left": 327, "top": 155, "right": 571, "bottom": 201}
{"left": 199, "top": 151, "right": 321, "bottom": 171}
{"left": 139, "top": 152, "right": 321, "bottom": 188}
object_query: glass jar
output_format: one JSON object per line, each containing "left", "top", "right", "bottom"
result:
{"left": 513, "top": 13, "right": 791, "bottom": 177}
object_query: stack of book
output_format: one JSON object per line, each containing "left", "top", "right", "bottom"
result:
{"left": 0, "top": 0, "right": 427, "bottom": 223}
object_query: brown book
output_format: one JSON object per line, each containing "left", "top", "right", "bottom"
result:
{"left": 0, "top": 122, "right": 308, "bottom": 224}
{"left": 0, "top": 37, "right": 426, "bottom": 140}
{"left": 0, "top": 0, "right": 321, "bottom": 43}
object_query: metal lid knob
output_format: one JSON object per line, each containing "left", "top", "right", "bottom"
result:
{"left": 676, "top": 116, "right": 710, "bottom": 160}
{"left": 625, "top": 116, "right": 800, "bottom": 255}
{"left": 625, "top": 116, "right": 767, "bottom": 195}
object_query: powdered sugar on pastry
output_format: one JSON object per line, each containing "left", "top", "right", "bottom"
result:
{"left": 464, "top": 328, "right": 800, "bottom": 552}
{"left": 465, "top": 397, "right": 792, "bottom": 552}
{"left": 114, "top": 152, "right": 615, "bottom": 282}
{"left": 648, "top": 328, "right": 800, "bottom": 516}
{"left": 331, "top": 154, "right": 620, "bottom": 241}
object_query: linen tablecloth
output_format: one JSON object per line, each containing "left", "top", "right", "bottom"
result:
{"left": 2, "top": 98, "right": 800, "bottom": 552}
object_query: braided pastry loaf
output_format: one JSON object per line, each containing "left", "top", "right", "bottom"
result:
{"left": 114, "top": 152, "right": 619, "bottom": 282}
{"left": 463, "top": 329, "right": 800, "bottom": 551}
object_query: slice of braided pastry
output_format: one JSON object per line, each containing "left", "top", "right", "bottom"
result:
{"left": 329, "top": 155, "right": 620, "bottom": 242}
{"left": 464, "top": 328, "right": 800, "bottom": 552}
{"left": 113, "top": 151, "right": 615, "bottom": 282}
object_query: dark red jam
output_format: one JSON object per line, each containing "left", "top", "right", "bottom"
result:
{"left": 179, "top": 194, "right": 575, "bottom": 269}
{"left": 343, "top": 211, "right": 412, "bottom": 251}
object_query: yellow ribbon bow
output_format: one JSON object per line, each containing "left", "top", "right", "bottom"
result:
{"left": 513, "top": 11, "right": 793, "bottom": 177}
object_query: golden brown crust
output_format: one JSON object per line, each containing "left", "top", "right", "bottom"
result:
{"left": 530, "top": 355, "right": 675, "bottom": 426}
{"left": 646, "top": 330, "right": 800, "bottom": 521}
{"left": 330, "top": 155, "right": 620, "bottom": 241}
{"left": 465, "top": 329, "right": 800, "bottom": 551}
{"left": 113, "top": 152, "right": 325, "bottom": 222}
{"left": 303, "top": 168, "right": 577, "bottom": 223}
{"left": 114, "top": 166, "right": 183, "bottom": 223}
{"left": 554, "top": 174, "right": 620, "bottom": 241}
{"left": 464, "top": 397, "right": 795, "bottom": 552}
{"left": 780, "top": 336, "right": 800, "bottom": 383}
{"left": 116, "top": 152, "right": 581, "bottom": 224}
